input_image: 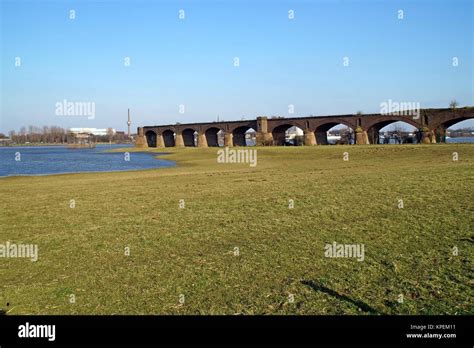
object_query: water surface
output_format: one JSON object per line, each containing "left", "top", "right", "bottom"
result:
{"left": 0, "top": 145, "right": 175, "bottom": 177}
{"left": 446, "top": 137, "right": 474, "bottom": 143}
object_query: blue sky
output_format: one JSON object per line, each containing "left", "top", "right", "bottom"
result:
{"left": 1, "top": 0, "right": 473, "bottom": 133}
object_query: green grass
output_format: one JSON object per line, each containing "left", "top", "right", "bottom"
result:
{"left": 0, "top": 145, "right": 473, "bottom": 315}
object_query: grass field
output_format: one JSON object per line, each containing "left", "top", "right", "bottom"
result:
{"left": 0, "top": 145, "right": 473, "bottom": 315}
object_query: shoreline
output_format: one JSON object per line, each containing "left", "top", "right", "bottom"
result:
{"left": 1, "top": 143, "right": 473, "bottom": 179}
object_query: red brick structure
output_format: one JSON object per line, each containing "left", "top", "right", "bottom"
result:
{"left": 137, "top": 107, "right": 473, "bottom": 147}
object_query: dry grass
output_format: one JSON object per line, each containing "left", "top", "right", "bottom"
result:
{"left": 0, "top": 144, "right": 472, "bottom": 314}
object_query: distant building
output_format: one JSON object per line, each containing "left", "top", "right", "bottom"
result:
{"left": 67, "top": 132, "right": 96, "bottom": 148}
{"left": 285, "top": 126, "right": 304, "bottom": 146}
{"left": 0, "top": 138, "right": 12, "bottom": 146}
{"left": 68, "top": 128, "right": 115, "bottom": 136}
{"left": 286, "top": 126, "right": 304, "bottom": 138}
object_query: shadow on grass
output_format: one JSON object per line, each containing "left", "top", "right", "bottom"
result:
{"left": 301, "top": 280, "right": 383, "bottom": 314}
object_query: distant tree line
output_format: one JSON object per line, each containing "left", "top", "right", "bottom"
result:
{"left": 447, "top": 127, "right": 473, "bottom": 137}
{"left": 3, "top": 126, "right": 131, "bottom": 144}
{"left": 7, "top": 126, "right": 68, "bottom": 144}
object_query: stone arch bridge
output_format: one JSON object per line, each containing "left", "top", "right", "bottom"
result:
{"left": 136, "top": 107, "right": 473, "bottom": 147}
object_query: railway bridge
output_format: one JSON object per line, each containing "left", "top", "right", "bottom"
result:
{"left": 136, "top": 107, "right": 473, "bottom": 147}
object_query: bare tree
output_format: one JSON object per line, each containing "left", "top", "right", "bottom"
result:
{"left": 106, "top": 128, "right": 114, "bottom": 143}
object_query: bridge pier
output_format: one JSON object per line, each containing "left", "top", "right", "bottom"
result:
{"left": 224, "top": 133, "right": 233, "bottom": 147}
{"left": 135, "top": 127, "right": 149, "bottom": 148}
{"left": 156, "top": 133, "right": 165, "bottom": 147}
{"left": 355, "top": 128, "right": 369, "bottom": 145}
{"left": 422, "top": 135, "right": 431, "bottom": 144}
{"left": 419, "top": 128, "right": 432, "bottom": 144}
{"left": 175, "top": 132, "right": 185, "bottom": 147}
{"left": 256, "top": 132, "right": 273, "bottom": 146}
{"left": 256, "top": 116, "right": 273, "bottom": 145}
{"left": 197, "top": 133, "right": 208, "bottom": 147}
{"left": 304, "top": 129, "right": 316, "bottom": 145}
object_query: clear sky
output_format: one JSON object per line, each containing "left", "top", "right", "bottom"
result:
{"left": 1, "top": 0, "right": 473, "bottom": 134}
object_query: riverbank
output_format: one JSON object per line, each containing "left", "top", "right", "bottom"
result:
{"left": 0, "top": 145, "right": 472, "bottom": 314}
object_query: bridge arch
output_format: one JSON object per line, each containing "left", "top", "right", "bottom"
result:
{"left": 145, "top": 130, "right": 157, "bottom": 147}
{"left": 162, "top": 129, "right": 175, "bottom": 147}
{"left": 377, "top": 121, "right": 418, "bottom": 144}
{"left": 271, "top": 124, "right": 304, "bottom": 146}
{"left": 366, "top": 118, "right": 420, "bottom": 144}
{"left": 314, "top": 120, "right": 355, "bottom": 145}
{"left": 182, "top": 128, "right": 197, "bottom": 147}
{"left": 432, "top": 117, "right": 474, "bottom": 143}
{"left": 430, "top": 116, "right": 474, "bottom": 131}
{"left": 205, "top": 127, "right": 224, "bottom": 147}
{"left": 232, "top": 126, "right": 256, "bottom": 146}
{"left": 268, "top": 120, "right": 304, "bottom": 133}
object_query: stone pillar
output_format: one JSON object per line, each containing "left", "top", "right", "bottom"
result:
{"left": 422, "top": 134, "right": 431, "bottom": 144}
{"left": 135, "top": 127, "right": 148, "bottom": 148}
{"left": 256, "top": 116, "right": 273, "bottom": 146}
{"left": 256, "top": 132, "right": 273, "bottom": 146}
{"left": 156, "top": 134, "right": 165, "bottom": 147}
{"left": 175, "top": 132, "right": 185, "bottom": 147}
{"left": 419, "top": 128, "right": 432, "bottom": 144}
{"left": 355, "top": 128, "right": 369, "bottom": 145}
{"left": 224, "top": 133, "right": 233, "bottom": 147}
{"left": 303, "top": 129, "right": 316, "bottom": 145}
{"left": 197, "top": 133, "right": 208, "bottom": 147}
